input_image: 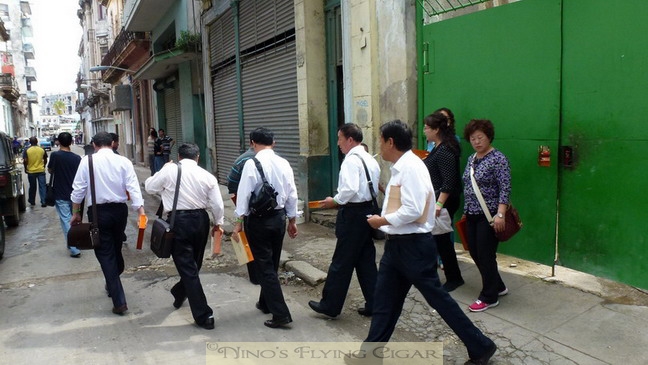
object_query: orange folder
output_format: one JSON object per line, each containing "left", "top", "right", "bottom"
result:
{"left": 308, "top": 200, "right": 325, "bottom": 209}
{"left": 412, "top": 149, "right": 429, "bottom": 159}
{"left": 212, "top": 227, "right": 224, "bottom": 255}
{"left": 455, "top": 216, "right": 469, "bottom": 251}
{"left": 136, "top": 214, "right": 148, "bottom": 250}
{"left": 232, "top": 231, "right": 254, "bottom": 265}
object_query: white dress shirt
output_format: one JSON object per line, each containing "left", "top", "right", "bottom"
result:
{"left": 235, "top": 148, "right": 298, "bottom": 218}
{"left": 144, "top": 159, "right": 224, "bottom": 225}
{"left": 380, "top": 150, "right": 436, "bottom": 235}
{"left": 71, "top": 148, "right": 144, "bottom": 210}
{"left": 334, "top": 145, "right": 380, "bottom": 205}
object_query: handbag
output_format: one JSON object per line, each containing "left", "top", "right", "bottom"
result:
{"left": 431, "top": 208, "right": 453, "bottom": 235}
{"left": 470, "top": 161, "right": 522, "bottom": 242}
{"left": 248, "top": 158, "right": 278, "bottom": 217}
{"left": 67, "top": 155, "right": 100, "bottom": 250}
{"left": 355, "top": 155, "right": 385, "bottom": 240}
{"left": 150, "top": 163, "right": 181, "bottom": 258}
{"left": 45, "top": 177, "right": 56, "bottom": 207}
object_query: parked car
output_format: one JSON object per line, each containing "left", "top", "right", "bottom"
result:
{"left": 39, "top": 137, "right": 52, "bottom": 151}
{"left": 0, "top": 132, "right": 26, "bottom": 259}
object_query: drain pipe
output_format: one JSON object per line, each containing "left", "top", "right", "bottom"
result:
{"left": 232, "top": 0, "right": 245, "bottom": 153}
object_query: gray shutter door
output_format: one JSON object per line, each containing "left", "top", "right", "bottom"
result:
{"left": 164, "top": 85, "right": 182, "bottom": 161}
{"left": 209, "top": 7, "right": 235, "bottom": 68}
{"left": 213, "top": 65, "right": 240, "bottom": 183}
{"left": 241, "top": 41, "right": 299, "bottom": 171}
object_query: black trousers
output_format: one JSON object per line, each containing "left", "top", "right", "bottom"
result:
{"left": 466, "top": 214, "right": 506, "bottom": 304}
{"left": 364, "top": 233, "right": 494, "bottom": 359}
{"left": 319, "top": 204, "right": 377, "bottom": 315}
{"left": 88, "top": 203, "right": 128, "bottom": 308}
{"left": 170, "top": 210, "right": 212, "bottom": 323}
{"left": 245, "top": 210, "right": 291, "bottom": 320}
{"left": 434, "top": 194, "right": 463, "bottom": 283}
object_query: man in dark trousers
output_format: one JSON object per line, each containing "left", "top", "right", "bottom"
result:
{"left": 226, "top": 143, "right": 258, "bottom": 284}
{"left": 47, "top": 132, "right": 82, "bottom": 257}
{"left": 309, "top": 123, "right": 379, "bottom": 318}
{"left": 233, "top": 127, "right": 298, "bottom": 329}
{"left": 70, "top": 132, "right": 146, "bottom": 316}
{"left": 157, "top": 128, "right": 174, "bottom": 163}
{"left": 346, "top": 120, "right": 496, "bottom": 365}
{"left": 145, "top": 143, "right": 224, "bottom": 330}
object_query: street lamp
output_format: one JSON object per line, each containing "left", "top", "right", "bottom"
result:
{"left": 89, "top": 65, "right": 135, "bottom": 73}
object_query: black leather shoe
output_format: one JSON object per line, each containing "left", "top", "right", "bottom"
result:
{"left": 112, "top": 304, "right": 128, "bottom": 315}
{"left": 173, "top": 295, "right": 186, "bottom": 309}
{"left": 264, "top": 316, "right": 292, "bottom": 328}
{"left": 357, "top": 307, "right": 372, "bottom": 317}
{"left": 308, "top": 300, "right": 337, "bottom": 317}
{"left": 196, "top": 316, "right": 215, "bottom": 330}
{"left": 255, "top": 302, "right": 270, "bottom": 314}
{"left": 443, "top": 279, "right": 465, "bottom": 293}
{"left": 464, "top": 343, "right": 496, "bottom": 365}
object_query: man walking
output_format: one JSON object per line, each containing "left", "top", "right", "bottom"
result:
{"left": 233, "top": 127, "right": 298, "bottom": 328}
{"left": 47, "top": 132, "right": 82, "bottom": 258}
{"left": 145, "top": 143, "right": 224, "bottom": 330}
{"left": 23, "top": 136, "right": 48, "bottom": 207}
{"left": 309, "top": 123, "right": 379, "bottom": 318}
{"left": 347, "top": 120, "right": 496, "bottom": 365}
{"left": 70, "top": 132, "right": 146, "bottom": 315}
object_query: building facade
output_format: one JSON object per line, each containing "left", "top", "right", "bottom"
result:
{"left": 0, "top": 0, "right": 37, "bottom": 137}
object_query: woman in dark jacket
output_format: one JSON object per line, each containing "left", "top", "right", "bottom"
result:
{"left": 423, "top": 111, "right": 464, "bottom": 292}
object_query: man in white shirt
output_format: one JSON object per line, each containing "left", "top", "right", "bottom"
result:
{"left": 309, "top": 123, "right": 379, "bottom": 318}
{"left": 233, "top": 127, "right": 298, "bottom": 328}
{"left": 347, "top": 120, "right": 496, "bottom": 365}
{"left": 145, "top": 143, "right": 224, "bottom": 330}
{"left": 70, "top": 132, "right": 146, "bottom": 316}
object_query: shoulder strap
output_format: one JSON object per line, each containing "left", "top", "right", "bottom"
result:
{"left": 470, "top": 162, "right": 493, "bottom": 223}
{"left": 354, "top": 155, "right": 379, "bottom": 209}
{"left": 251, "top": 157, "right": 269, "bottom": 184}
{"left": 89, "top": 155, "right": 99, "bottom": 229}
{"left": 168, "top": 163, "right": 182, "bottom": 229}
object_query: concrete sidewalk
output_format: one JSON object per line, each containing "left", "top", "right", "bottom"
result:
{"left": 130, "top": 157, "right": 648, "bottom": 364}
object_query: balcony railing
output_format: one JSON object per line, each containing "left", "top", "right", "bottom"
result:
{"left": 0, "top": 73, "right": 20, "bottom": 101}
{"left": 23, "top": 43, "right": 35, "bottom": 59}
{"left": 25, "top": 66, "right": 37, "bottom": 82}
{"left": 100, "top": 30, "right": 148, "bottom": 70}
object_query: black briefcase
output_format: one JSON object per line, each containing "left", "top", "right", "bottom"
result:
{"left": 67, "top": 223, "right": 100, "bottom": 250}
{"left": 150, "top": 218, "right": 174, "bottom": 258}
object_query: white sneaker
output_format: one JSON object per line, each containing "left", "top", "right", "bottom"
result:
{"left": 498, "top": 288, "right": 509, "bottom": 296}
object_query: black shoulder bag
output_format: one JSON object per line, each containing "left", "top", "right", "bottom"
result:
{"left": 67, "top": 155, "right": 100, "bottom": 249}
{"left": 248, "top": 157, "right": 278, "bottom": 217}
{"left": 150, "top": 163, "right": 182, "bottom": 258}
{"left": 355, "top": 155, "right": 385, "bottom": 240}
{"left": 45, "top": 172, "right": 56, "bottom": 207}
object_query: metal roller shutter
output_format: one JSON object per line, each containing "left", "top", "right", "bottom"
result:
{"left": 213, "top": 65, "right": 240, "bottom": 183}
{"left": 209, "top": 8, "right": 235, "bottom": 68}
{"left": 163, "top": 85, "right": 182, "bottom": 161}
{"left": 239, "top": 0, "right": 295, "bottom": 52}
{"left": 241, "top": 40, "right": 299, "bottom": 171}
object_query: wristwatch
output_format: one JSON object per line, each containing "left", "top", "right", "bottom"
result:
{"left": 496, "top": 213, "right": 504, "bottom": 218}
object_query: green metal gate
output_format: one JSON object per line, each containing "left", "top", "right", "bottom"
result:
{"left": 418, "top": 0, "right": 648, "bottom": 289}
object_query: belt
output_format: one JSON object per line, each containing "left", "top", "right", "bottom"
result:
{"left": 175, "top": 209, "right": 206, "bottom": 214}
{"left": 344, "top": 201, "right": 373, "bottom": 207}
{"left": 249, "top": 208, "right": 286, "bottom": 218}
{"left": 384, "top": 232, "right": 430, "bottom": 241}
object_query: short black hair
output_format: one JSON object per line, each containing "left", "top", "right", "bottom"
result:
{"left": 29, "top": 136, "right": 38, "bottom": 146}
{"left": 92, "top": 131, "right": 113, "bottom": 147}
{"left": 178, "top": 143, "right": 200, "bottom": 159}
{"left": 249, "top": 127, "right": 274, "bottom": 146}
{"left": 110, "top": 132, "right": 119, "bottom": 142}
{"left": 380, "top": 120, "right": 412, "bottom": 152}
{"left": 57, "top": 132, "right": 73, "bottom": 147}
{"left": 464, "top": 119, "right": 495, "bottom": 142}
{"left": 338, "top": 123, "right": 363, "bottom": 142}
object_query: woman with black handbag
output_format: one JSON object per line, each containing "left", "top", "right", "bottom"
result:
{"left": 462, "top": 119, "right": 511, "bottom": 312}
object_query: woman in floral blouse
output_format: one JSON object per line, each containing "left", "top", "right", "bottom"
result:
{"left": 462, "top": 119, "right": 511, "bottom": 312}
{"left": 423, "top": 111, "right": 464, "bottom": 292}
